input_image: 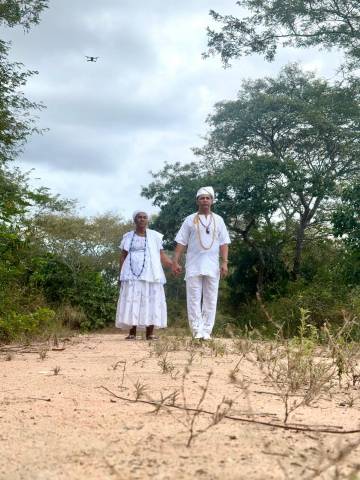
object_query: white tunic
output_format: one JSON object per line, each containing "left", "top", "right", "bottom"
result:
{"left": 119, "top": 230, "right": 166, "bottom": 284}
{"left": 175, "top": 212, "right": 231, "bottom": 279}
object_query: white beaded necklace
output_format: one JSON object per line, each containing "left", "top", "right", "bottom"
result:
{"left": 195, "top": 213, "right": 216, "bottom": 250}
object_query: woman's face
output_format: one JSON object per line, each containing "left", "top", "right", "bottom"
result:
{"left": 134, "top": 212, "right": 148, "bottom": 229}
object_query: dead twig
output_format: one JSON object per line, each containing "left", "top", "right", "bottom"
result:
{"left": 99, "top": 386, "right": 360, "bottom": 435}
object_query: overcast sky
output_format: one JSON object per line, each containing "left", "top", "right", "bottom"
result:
{"left": 3, "top": 0, "right": 341, "bottom": 220}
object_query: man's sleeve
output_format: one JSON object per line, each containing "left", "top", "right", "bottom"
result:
{"left": 219, "top": 218, "right": 231, "bottom": 245}
{"left": 175, "top": 219, "right": 191, "bottom": 246}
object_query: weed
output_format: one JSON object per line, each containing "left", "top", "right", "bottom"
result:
{"left": 39, "top": 348, "right": 48, "bottom": 360}
{"left": 134, "top": 380, "right": 148, "bottom": 401}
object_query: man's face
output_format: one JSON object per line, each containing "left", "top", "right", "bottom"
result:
{"left": 134, "top": 212, "right": 148, "bottom": 228}
{"left": 197, "top": 194, "right": 213, "bottom": 209}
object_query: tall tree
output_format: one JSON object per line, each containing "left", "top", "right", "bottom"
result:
{"left": 206, "top": 0, "right": 360, "bottom": 71}
{"left": 0, "top": 0, "right": 48, "bottom": 166}
{"left": 0, "top": 0, "right": 49, "bottom": 220}
{"left": 197, "top": 65, "right": 360, "bottom": 277}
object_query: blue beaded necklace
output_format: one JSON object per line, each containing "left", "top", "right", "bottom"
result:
{"left": 129, "top": 230, "right": 147, "bottom": 279}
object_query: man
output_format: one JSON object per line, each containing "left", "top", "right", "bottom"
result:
{"left": 172, "top": 187, "right": 231, "bottom": 339}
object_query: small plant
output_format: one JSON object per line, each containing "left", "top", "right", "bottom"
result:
{"left": 53, "top": 334, "right": 59, "bottom": 348}
{"left": 53, "top": 365, "right": 61, "bottom": 375}
{"left": 158, "top": 354, "right": 176, "bottom": 375}
{"left": 322, "top": 313, "right": 360, "bottom": 387}
{"left": 134, "top": 380, "right": 148, "bottom": 401}
{"left": 182, "top": 369, "right": 233, "bottom": 447}
{"left": 39, "top": 348, "right": 48, "bottom": 360}
{"left": 207, "top": 339, "right": 227, "bottom": 357}
{"left": 249, "top": 309, "right": 336, "bottom": 423}
{"left": 232, "top": 337, "right": 253, "bottom": 358}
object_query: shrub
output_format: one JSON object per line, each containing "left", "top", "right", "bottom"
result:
{"left": 0, "top": 307, "right": 56, "bottom": 343}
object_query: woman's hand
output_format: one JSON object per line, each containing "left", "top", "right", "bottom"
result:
{"left": 172, "top": 261, "right": 182, "bottom": 276}
{"left": 160, "top": 250, "right": 173, "bottom": 269}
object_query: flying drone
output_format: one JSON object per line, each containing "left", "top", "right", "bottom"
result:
{"left": 85, "top": 56, "right": 99, "bottom": 62}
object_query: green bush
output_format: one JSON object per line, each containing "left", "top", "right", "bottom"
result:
{"left": 0, "top": 307, "right": 55, "bottom": 343}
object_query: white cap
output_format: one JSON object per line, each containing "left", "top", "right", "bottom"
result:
{"left": 132, "top": 210, "right": 148, "bottom": 221}
{"left": 196, "top": 186, "right": 214, "bottom": 199}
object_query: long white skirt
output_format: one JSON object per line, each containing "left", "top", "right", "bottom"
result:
{"left": 115, "top": 280, "right": 167, "bottom": 330}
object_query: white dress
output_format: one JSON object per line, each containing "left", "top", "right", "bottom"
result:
{"left": 115, "top": 230, "right": 167, "bottom": 330}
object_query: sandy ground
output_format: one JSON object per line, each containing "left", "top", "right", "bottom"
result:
{"left": 1, "top": 332, "right": 360, "bottom": 480}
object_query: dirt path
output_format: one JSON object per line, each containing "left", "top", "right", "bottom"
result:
{"left": 1, "top": 333, "right": 360, "bottom": 480}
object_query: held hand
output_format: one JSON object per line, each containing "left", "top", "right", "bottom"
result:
{"left": 220, "top": 261, "right": 229, "bottom": 278}
{"left": 172, "top": 261, "right": 182, "bottom": 276}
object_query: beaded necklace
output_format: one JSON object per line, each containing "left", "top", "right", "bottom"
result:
{"left": 129, "top": 230, "right": 147, "bottom": 279}
{"left": 195, "top": 213, "right": 216, "bottom": 250}
{"left": 198, "top": 214, "right": 213, "bottom": 233}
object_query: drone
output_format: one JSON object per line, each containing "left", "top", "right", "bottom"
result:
{"left": 85, "top": 56, "right": 99, "bottom": 62}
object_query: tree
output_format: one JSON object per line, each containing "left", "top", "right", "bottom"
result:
{"left": 144, "top": 65, "right": 360, "bottom": 289}
{"left": 206, "top": 0, "right": 360, "bottom": 71}
{"left": 30, "top": 212, "right": 131, "bottom": 281}
{"left": 0, "top": 0, "right": 50, "bottom": 228}
{"left": 0, "top": 1, "right": 48, "bottom": 29}
{"left": 196, "top": 65, "right": 360, "bottom": 278}
{"left": 0, "top": 1, "right": 48, "bottom": 166}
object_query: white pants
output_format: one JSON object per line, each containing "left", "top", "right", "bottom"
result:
{"left": 186, "top": 275, "right": 219, "bottom": 338}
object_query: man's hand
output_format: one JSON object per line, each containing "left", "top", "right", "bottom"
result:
{"left": 172, "top": 261, "right": 183, "bottom": 276}
{"left": 220, "top": 261, "right": 228, "bottom": 278}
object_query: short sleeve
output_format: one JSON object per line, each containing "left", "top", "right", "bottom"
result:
{"left": 175, "top": 218, "right": 191, "bottom": 246}
{"left": 155, "top": 231, "right": 164, "bottom": 250}
{"left": 119, "top": 232, "right": 131, "bottom": 251}
{"left": 218, "top": 218, "right": 231, "bottom": 245}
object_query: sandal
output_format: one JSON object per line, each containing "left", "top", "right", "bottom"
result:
{"left": 125, "top": 334, "right": 136, "bottom": 340}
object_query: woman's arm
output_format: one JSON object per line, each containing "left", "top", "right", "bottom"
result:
{"left": 119, "top": 250, "right": 128, "bottom": 272}
{"left": 172, "top": 243, "right": 185, "bottom": 275}
{"left": 160, "top": 250, "right": 173, "bottom": 269}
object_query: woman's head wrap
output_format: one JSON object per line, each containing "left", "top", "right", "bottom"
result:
{"left": 132, "top": 210, "right": 148, "bottom": 222}
{"left": 196, "top": 186, "right": 215, "bottom": 199}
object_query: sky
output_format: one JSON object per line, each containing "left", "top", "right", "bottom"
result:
{"left": 2, "top": 0, "right": 342, "bottom": 220}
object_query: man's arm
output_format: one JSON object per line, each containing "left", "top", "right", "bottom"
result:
{"left": 220, "top": 243, "right": 229, "bottom": 278}
{"left": 172, "top": 243, "right": 186, "bottom": 275}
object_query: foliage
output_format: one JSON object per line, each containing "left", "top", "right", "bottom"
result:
{"left": 0, "top": 0, "right": 48, "bottom": 29}
{"left": 144, "top": 65, "right": 360, "bottom": 303}
{"left": 206, "top": 0, "right": 360, "bottom": 71}
{"left": 0, "top": 307, "right": 55, "bottom": 343}
{"left": 333, "top": 180, "right": 360, "bottom": 249}
{"left": 30, "top": 212, "right": 131, "bottom": 279}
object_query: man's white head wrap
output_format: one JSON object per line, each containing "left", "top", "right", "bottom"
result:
{"left": 196, "top": 186, "right": 215, "bottom": 199}
{"left": 132, "top": 210, "right": 148, "bottom": 222}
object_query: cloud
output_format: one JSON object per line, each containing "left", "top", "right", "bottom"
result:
{"left": 2, "top": 0, "right": 343, "bottom": 220}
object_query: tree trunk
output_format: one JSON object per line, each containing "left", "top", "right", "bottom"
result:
{"left": 292, "top": 218, "right": 306, "bottom": 280}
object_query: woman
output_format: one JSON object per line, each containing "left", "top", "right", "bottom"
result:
{"left": 115, "top": 210, "right": 172, "bottom": 340}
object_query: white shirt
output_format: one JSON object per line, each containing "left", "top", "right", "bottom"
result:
{"left": 119, "top": 230, "right": 166, "bottom": 283}
{"left": 175, "top": 212, "right": 231, "bottom": 279}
